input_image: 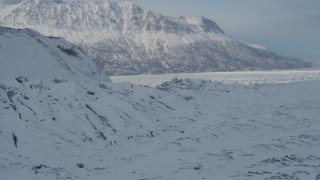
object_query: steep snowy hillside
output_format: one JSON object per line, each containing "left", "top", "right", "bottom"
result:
{"left": 0, "top": 0, "right": 310, "bottom": 75}
{"left": 0, "top": 26, "right": 110, "bottom": 82}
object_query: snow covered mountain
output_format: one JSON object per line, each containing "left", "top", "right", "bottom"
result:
{"left": 1, "top": 26, "right": 320, "bottom": 179}
{"left": 0, "top": 0, "right": 310, "bottom": 75}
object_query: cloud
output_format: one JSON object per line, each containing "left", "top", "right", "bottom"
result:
{"left": 245, "top": 43, "right": 268, "bottom": 51}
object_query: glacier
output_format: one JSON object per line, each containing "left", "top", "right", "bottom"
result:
{"left": 111, "top": 69, "right": 320, "bottom": 87}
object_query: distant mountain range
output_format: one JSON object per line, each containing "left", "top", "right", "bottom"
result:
{"left": 0, "top": 0, "right": 311, "bottom": 75}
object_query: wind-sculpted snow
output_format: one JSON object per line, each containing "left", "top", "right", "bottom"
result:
{"left": 1, "top": 77, "right": 319, "bottom": 179}
{"left": 0, "top": 0, "right": 311, "bottom": 75}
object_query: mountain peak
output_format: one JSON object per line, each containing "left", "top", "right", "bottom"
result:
{"left": 119, "top": 0, "right": 142, "bottom": 13}
{"left": 119, "top": 0, "right": 134, "bottom": 7}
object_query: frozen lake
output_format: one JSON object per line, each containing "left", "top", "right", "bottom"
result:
{"left": 110, "top": 69, "right": 320, "bottom": 86}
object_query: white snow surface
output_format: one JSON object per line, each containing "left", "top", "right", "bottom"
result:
{"left": 1, "top": 26, "right": 320, "bottom": 180}
{"left": 1, "top": 77, "right": 320, "bottom": 180}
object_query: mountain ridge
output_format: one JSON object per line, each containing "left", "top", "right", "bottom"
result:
{"left": 0, "top": 0, "right": 311, "bottom": 75}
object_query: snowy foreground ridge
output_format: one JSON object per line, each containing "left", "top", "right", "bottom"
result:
{"left": 1, "top": 78, "right": 320, "bottom": 180}
{"left": 1, "top": 27, "right": 320, "bottom": 179}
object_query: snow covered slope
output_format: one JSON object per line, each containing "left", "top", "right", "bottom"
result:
{"left": 0, "top": 26, "right": 320, "bottom": 179}
{"left": 0, "top": 0, "right": 310, "bottom": 75}
{"left": 0, "top": 26, "right": 110, "bottom": 82}
{"left": 1, "top": 77, "right": 320, "bottom": 179}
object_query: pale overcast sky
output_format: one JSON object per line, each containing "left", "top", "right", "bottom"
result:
{"left": 111, "top": 0, "right": 320, "bottom": 62}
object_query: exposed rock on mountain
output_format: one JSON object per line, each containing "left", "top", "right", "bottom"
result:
{"left": 0, "top": 0, "right": 310, "bottom": 75}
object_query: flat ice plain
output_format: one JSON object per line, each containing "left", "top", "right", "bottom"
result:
{"left": 111, "top": 69, "right": 320, "bottom": 86}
